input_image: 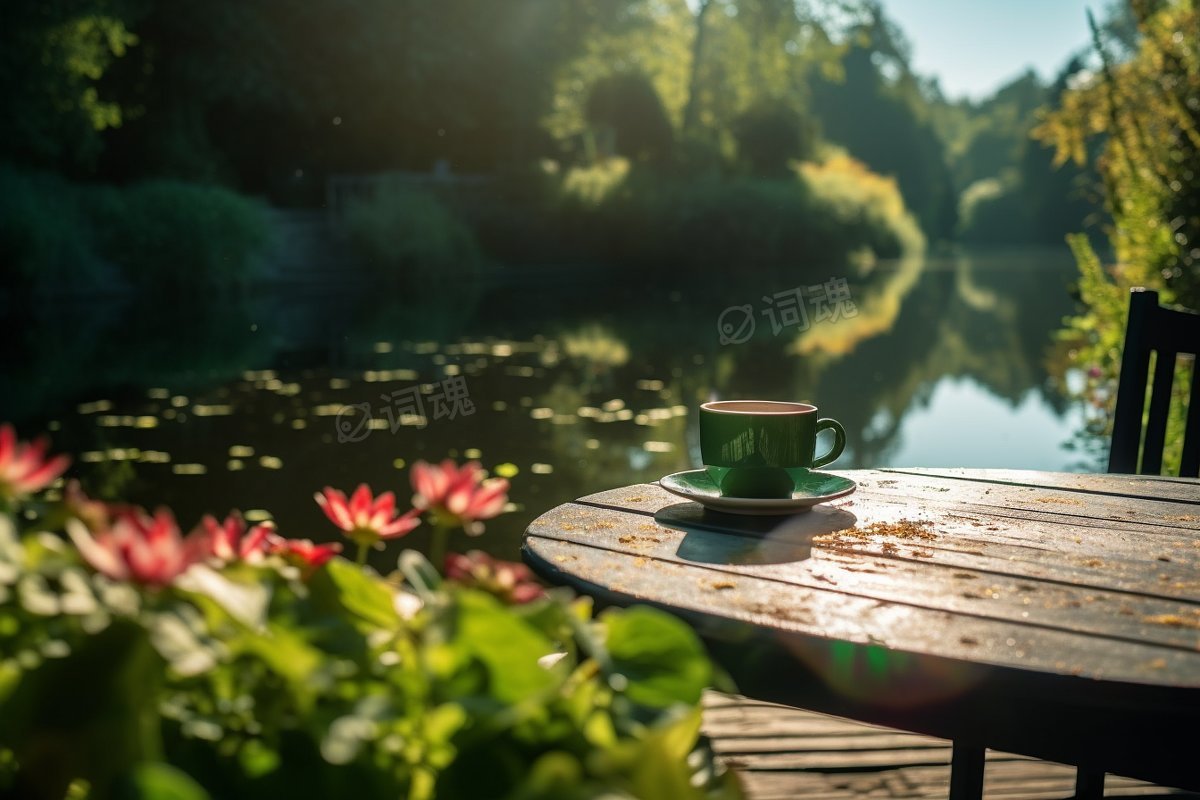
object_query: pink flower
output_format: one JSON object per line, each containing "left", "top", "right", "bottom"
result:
{"left": 200, "top": 512, "right": 273, "bottom": 564}
{"left": 0, "top": 424, "right": 70, "bottom": 500}
{"left": 444, "top": 550, "right": 543, "bottom": 604}
{"left": 315, "top": 484, "right": 421, "bottom": 547}
{"left": 411, "top": 460, "right": 509, "bottom": 534}
{"left": 268, "top": 536, "right": 341, "bottom": 570}
{"left": 68, "top": 507, "right": 207, "bottom": 587}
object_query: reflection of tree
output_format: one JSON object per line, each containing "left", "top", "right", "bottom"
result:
{"left": 717, "top": 250, "right": 1080, "bottom": 467}
{"left": 824, "top": 252, "right": 1077, "bottom": 465}
{"left": 0, "top": 296, "right": 275, "bottom": 426}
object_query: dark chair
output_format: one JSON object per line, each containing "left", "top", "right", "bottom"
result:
{"left": 1109, "top": 288, "right": 1200, "bottom": 477}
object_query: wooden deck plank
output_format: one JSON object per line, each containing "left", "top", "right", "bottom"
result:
{"left": 702, "top": 692, "right": 1199, "bottom": 799}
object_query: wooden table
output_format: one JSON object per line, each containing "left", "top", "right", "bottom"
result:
{"left": 522, "top": 468, "right": 1200, "bottom": 799}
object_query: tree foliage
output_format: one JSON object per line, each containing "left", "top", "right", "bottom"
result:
{"left": 1035, "top": 0, "right": 1199, "bottom": 474}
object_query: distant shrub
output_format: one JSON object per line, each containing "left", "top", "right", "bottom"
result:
{"left": 93, "top": 180, "right": 270, "bottom": 291}
{"left": 416, "top": 152, "right": 923, "bottom": 272}
{"left": 575, "top": 153, "right": 924, "bottom": 269}
{"left": 0, "top": 165, "right": 110, "bottom": 293}
{"left": 344, "top": 183, "right": 482, "bottom": 280}
{"left": 797, "top": 154, "right": 926, "bottom": 259}
{"left": 585, "top": 73, "right": 674, "bottom": 164}
{"left": 734, "top": 103, "right": 818, "bottom": 177}
{"left": 0, "top": 165, "right": 269, "bottom": 294}
{"left": 559, "top": 157, "right": 630, "bottom": 208}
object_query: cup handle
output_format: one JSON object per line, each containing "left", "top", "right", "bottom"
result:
{"left": 812, "top": 418, "right": 845, "bottom": 469}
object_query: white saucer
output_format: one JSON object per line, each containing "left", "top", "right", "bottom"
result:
{"left": 658, "top": 469, "right": 856, "bottom": 515}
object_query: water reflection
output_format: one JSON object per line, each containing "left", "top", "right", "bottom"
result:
{"left": 0, "top": 247, "right": 1095, "bottom": 563}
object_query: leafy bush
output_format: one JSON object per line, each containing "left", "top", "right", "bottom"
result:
{"left": 0, "top": 165, "right": 110, "bottom": 292}
{"left": 345, "top": 184, "right": 483, "bottom": 281}
{"left": 1034, "top": 1, "right": 1198, "bottom": 473}
{"left": 733, "top": 103, "right": 817, "bottom": 177}
{"left": 0, "top": 433, "right": 739, "bottom": 800}
{"left": 0, "top": 165, "right": 270, "bottom": 294}
{"left": 585, "top": 74, "right": 675, "bottom": 164}
{"left": 92, "top": 181, "right": 270, "bottom": 291}
{"left": 796, "top": 154, "right": 926, "bottom": 260}
{"left": 569, "top": 153, "right": 923, "bottom": 269}
{"left": 559, "top": 157, "right": 631, "bottom": 208}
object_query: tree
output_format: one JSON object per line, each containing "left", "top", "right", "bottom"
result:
{"left": 808, "top": 5, "right": 959, "bottom": 241}
{"left": 1035, "top": 0, "right": 1199, "bottom": 305}
{"left": 586, "top": 73, "right": 674, "bottom": 163}
{"left": 0, "top": 0, "right": 137, "bottom": 173}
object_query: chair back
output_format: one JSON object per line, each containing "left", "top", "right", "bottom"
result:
{"left": 1109, "top": 288, "right": 1200, "bottom": 476}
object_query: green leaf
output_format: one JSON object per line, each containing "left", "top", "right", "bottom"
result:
{"left": 585, "top": 708, "right": 715, "bottom": 800}
{"left": 114, "top": 762, "right": 210, "bottom": 800}
{"left": 321, "top": 559, "right": 399, "bottom": 629}
{"left": 242, "top": 622, "right": 326, "bottom": 699}
{"left": 602, "top": 606, "right": 711, "bottom": 709}
{"left": 624, "top": 708, "right": 709, "bottom": 800}
{"left": 237, "top": 739, "right": 280, "bottom": 778}
{"left": 453, "top": 589, "right": 557, "bottom": 703}
{"left": 0, "top": 659, "right": 20, "bottom": 706}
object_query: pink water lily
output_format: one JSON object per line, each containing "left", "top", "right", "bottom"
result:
{"left": 68, "top": 507, "right": 207, "bottom": 587}
{"left": 411, "top": 460, "right": 509, "bottom": 534}
{"left": 316, "top": 484, "right": 421, "bottom": 545}
{"left": 0, "top": 423, "right": 70, "bottom": 501}
{"left": 445, "top": 550, "right": 543, "bottom": 604}
{"left": 268, "top": 536, "right": 341, "bottom": 570}
{"left": 201, "top": 512, "right": 273, "bottom": 564}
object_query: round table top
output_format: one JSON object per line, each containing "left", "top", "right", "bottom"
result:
{"left": 522, "top": 467, "right": 1200, "bottom": 788}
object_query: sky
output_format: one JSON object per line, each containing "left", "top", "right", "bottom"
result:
{"left": 881, "top": 0, "right": 1097, "bottom": 100}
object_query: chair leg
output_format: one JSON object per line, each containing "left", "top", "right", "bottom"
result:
{"left": 1075, "top": 768, "right": 1105, "bottom": 799}
{"left": 949, "top": 742, "right": 985, "bottom": 800}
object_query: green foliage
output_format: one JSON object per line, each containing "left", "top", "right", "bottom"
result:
{"left": 585, "top": 73, "right": 676, "bottom": 164}
{"left": 557, "top": 158, "right": 632, "bottom": 208}
{"left": 1037, "top": 1, "right": 1199, "bottom": 474}
{"left": 0, "top": 3, "right": 138, "bottom": 169}
{"left": 0, "top": 494, "right": 741, "bottom": 800}
{"left": 344, "top": 184, "right": 483, "bottom": 281}
{"left": 808, "top": 21, "right": 959, "bottom": 241}
{"left": 797, "top": 153, "right": 926, "bottom": 259}
{"left": 513, "top": 151, "right": 922, "bottom": 270}
{"left": 733, "top": 103, "right": 817, "bottom": 177}
{"left": 92, "top": 181, "right": 270, "bottom": 291}
{"left": 0, "top": 166, "right": 269, "bottom": 294}
{"left": 0, "top": 165, "right": 110, "bottom": 292}
{"left": 1037, "top": 1, "right": 1199, "bottom": 306}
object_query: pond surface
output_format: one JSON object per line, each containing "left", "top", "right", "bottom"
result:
{"left": 1, "top": 247, "right": 1101, "bottom": 564}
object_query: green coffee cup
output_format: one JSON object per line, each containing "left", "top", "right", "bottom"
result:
{"left": 699, "top": 400, "right": 846, "bottom": 498}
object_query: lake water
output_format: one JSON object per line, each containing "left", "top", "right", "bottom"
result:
{"left": 1, "top": 246, "right": 1102, "bottom": 564}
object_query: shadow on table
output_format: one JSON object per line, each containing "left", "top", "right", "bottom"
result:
{"left": 653, "top": 502, "right": 857, "bottom": 566}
